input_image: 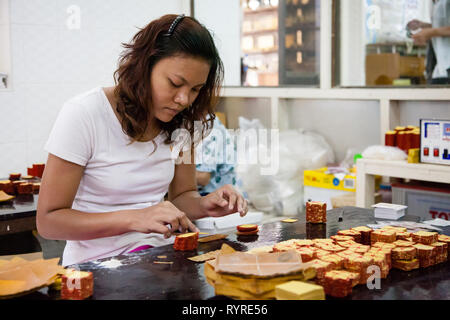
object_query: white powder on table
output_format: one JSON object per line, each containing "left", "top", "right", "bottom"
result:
{"left": 97, "top": 258, "right": 123, "bottom": 269}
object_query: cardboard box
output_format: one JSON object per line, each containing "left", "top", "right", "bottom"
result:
{"left": 365, "top": 53, "right": 425, "bottom": 85}
{"left": 303, "top": 167, "right": 356, "bottom": 209}
{"left": 303, "top": 167, "right": 356, "bottom": 192}
{"left": 215, "top": 112, "right": 227, "bottom": 127}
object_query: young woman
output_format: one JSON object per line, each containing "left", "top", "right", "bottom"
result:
{"left": 37, "top": 14, "right": 248, "bottom": 266}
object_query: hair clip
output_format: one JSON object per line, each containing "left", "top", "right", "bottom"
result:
{"left": 164, "top": 14, "right": 185, "bottom": 37}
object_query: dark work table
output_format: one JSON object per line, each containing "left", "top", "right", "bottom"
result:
{"left": 0, "top": 194, "right": 37, "bottom": 220}
{"left": 15, "top": 206, "right": 450, "bottom": 300}
{"left": 0, "top": 194, "right": 41, "bottom": 255}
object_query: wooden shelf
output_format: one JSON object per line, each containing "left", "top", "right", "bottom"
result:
{"left": 243, "top": 6, "right": 278, "bottom": 14}
{"left": 356, "top": 158, "right": 450, "bottom": 208}
{"left": 243, "top": 48, "right": 278, "bottom": 55}
{"left": 243, "top": 28, "right": 278, "bottom": 36}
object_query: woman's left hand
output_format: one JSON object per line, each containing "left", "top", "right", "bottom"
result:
{"left": 200, "top": 184, "right": 248, "bottom": 218}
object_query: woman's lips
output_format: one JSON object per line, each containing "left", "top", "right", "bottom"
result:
{"left": 165, "top": 107, "right": 179, "bottom": 115}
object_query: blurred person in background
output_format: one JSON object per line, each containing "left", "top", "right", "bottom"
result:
{"left": 407, "top": 0, "right": 450, "bottom": 84}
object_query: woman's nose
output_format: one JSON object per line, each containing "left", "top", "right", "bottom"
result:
{"left": 174, "top": 90, "right": 189, "bottom": 108}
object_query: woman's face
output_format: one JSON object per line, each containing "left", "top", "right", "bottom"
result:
{"left": 150, "top": 55, "right": 210, "bottom": 123}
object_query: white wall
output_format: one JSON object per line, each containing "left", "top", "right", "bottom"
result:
{"left": 284, "top": 99, "right": 380, "bottom": 162}
{"left": 0, "top": 0, "right": 188, "bottom": 177}
{"left": 194, "top": 0, "right": 241, "bottom": 86}
{"left": 398, "top": 101, "right": 450, "bottom": 125}
{"left": 340, "top": 0, "right": 365, "bottom": 86}
{"left": 0, "top": 0, "right": 11, "bottom": 79}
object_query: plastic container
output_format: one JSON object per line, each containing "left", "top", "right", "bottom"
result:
{"left": 378, "top": 183, "right": 392, "bottom": 203}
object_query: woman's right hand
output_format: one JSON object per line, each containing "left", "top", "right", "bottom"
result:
{"left": 130, "top": 201, "right": 199, "bottom": 238}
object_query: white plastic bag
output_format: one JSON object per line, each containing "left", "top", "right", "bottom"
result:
{"left": 236, "top": 118, "right": 335, "bottom": 215}
{"left": 362, "top": 145, "right": 407, "bottom": 161}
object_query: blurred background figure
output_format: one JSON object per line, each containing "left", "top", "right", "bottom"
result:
{"left": 196, "top": 116, "right": 240, "bottom": 197}
{"left": 407, "top": 0, "right": 450, "bottom": 84}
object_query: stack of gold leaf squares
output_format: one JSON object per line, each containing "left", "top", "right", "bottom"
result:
{"left": 0, "top": 257, "right": 65, "bottom": 298}
{"left": 204, "top": 245, "right": 316, "bottom": 300}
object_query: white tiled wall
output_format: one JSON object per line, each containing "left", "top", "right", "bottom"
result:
{"left": 0, "top": 0, "right": 187, "bottom": 177}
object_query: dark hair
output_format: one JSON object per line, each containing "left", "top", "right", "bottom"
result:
{"left": 113, "top": 14, "right": 224, "bottom": 144}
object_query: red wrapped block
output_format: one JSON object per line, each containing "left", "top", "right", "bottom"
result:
{"left": 371, "top": 229, "right": 396, "bottom": 244}
{"left": 309, "top": 259, "right": 334, "bottom": 279}
{"left": 17, "top": 183, "right": 33, "bottom": 195}
{"left": 335, "top": 240, "right": 358, "bottom": 249}
{"left": 411, "top": 231, "right": 438, "bottom": 245}
{"left": 419, "top": 257, "right": 435, "bottom": 268}
{"left": 296, "top": 247, "right": 315, "bottom": 262}
{"left": 337, "top": 229, "right": 362, "bottom": 243}
{"left": 237, "top": 224, "right": 258, "bottom": 232}
{"left": 323, "top": 270, "right": 360, "bottom": 298}
{"left": 371, "top": 242, "right": 396, "bottom": 250}
{"left": 413, "top": 244, "right": 436, "bottom": 259}
{"left": 391, "top": 247, "right": 416, "bottom": 260}
{"left": 369, "top": 246, "right": 392, "bottom": 269}
{"left": 393, "top": 240, "right": 414, "bottom": 247}
{"left": 314, "top": 249, "right": 332, "bottom": 259}
{"left": 173, "top": 232, "right": 199, "bottom": 251}
{"left": 32, "top": 163, "right": 45, "bottom": 178}
{"left": 430, "top": 242, "right": 446, "bottom": 255}
{"left": 437, "top": 235, "right": 450, "bottom": 256}
{"left": 351, "top": 226, "right": 373, "bottom": 245}
{"left": 9, "top": 173, "right": 21, "bottom": 181}
{"left": 395, "top": 231, "right": 412, "bottom": 241}
{"left": 431, "top": 242, "right": 448, "bottom": 263}
{"left": 344, "top": 254, "right": 374, "bottom": 285}
{"left": 273, "top": 239, "right": 315, "bottom": 252}
{"left": 32, "top": 183, "right": 40, "bottom": 194}
{"left": 381, "top": 226, "right": 407, "bottom": 233}
{"left": 272, "top": 239, "right": 299, "bottom": 252}
{"left": 312, "top": 238, "right": 334, "bottom": 246}
{"left": 306, "top": 201, "right": 327, "bottom": 223}
{"left": 27, "top": 167, "right": 37, "bottom": 177}
{"left": 0, "top": 180, "right": 15, "bottom": 195}
{"left": 318, "top": 254, "right": 345, "bottom": 270}
{"left": 347, "top": 244, "right": 370, "bottom": 254}
{"left": 294, "top": 239, "right": 314, "bottom": 247}
{"left": 435, "top": 253, "right": 447, "bottom": 264}
{"left": 313, "top": 242, "right": 346, "bottom": 254}
{"left": 331, "top": 235, "right": 354, "bottom": 242}
{"left": 61, "top": 270, "right": 94, "bottom": 300}
{"left": 12, "top": 180, "right": 26, "bottom": 194}
{"left": 392, "top": 258, "right": 420, "bottom": 271}
{"left": 335, "top": 250, "right": 358, "bottom": 265}
{"left": 364, "top": 252, "right": 389, "bottom": 278}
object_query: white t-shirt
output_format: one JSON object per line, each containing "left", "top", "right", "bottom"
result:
{"left": 45, "top": 87, "right": 178, "bottom": 266}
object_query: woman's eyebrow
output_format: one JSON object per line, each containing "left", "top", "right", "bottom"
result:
{"left": 173, "top": 74, "right": 205, "bottom": 87}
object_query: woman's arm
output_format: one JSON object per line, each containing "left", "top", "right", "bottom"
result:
{"left": 196, "top": 171, "right": 211, "bottom": 186}
{"left": 412, "top": 26, "right": 450, "bottom": 45}
{"left": 407, "top": 19, "right": 432, "bottom": 30}
{"left": 37, "top": 154, "right": 196, "bottom": 240}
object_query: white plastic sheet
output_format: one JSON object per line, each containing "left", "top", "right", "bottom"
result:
{"left": 236, "top": 117, "right": 335, "bottom": 215}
